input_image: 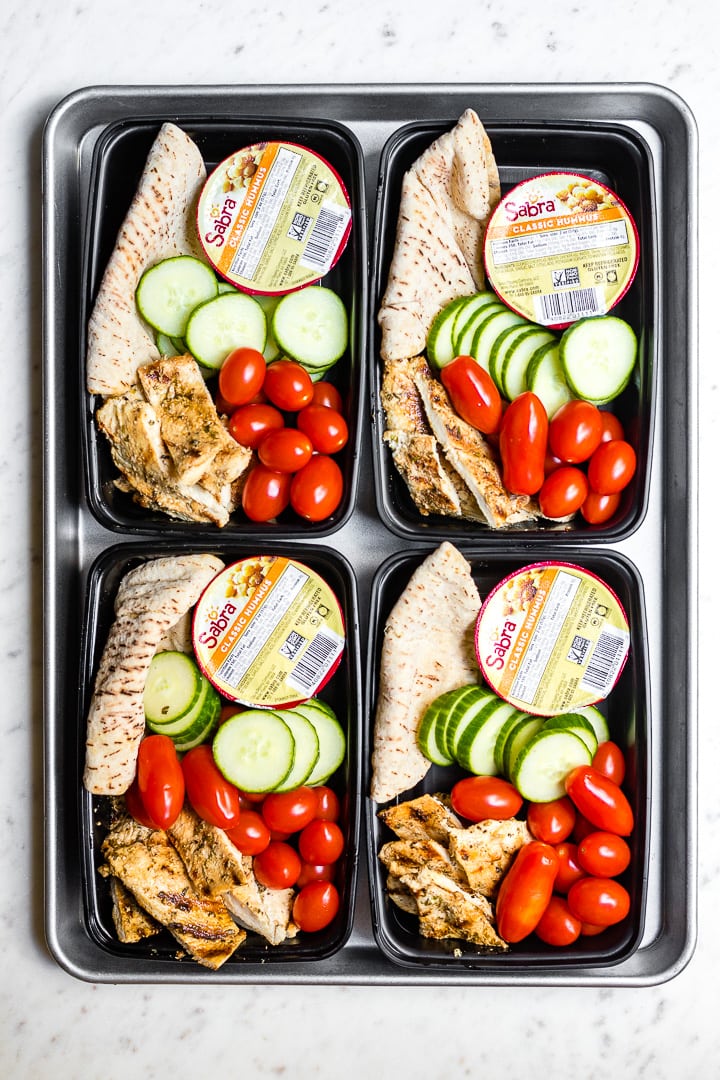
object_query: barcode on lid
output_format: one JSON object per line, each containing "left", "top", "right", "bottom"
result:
{"left": 534, "top": 286, "right": 605, "bottom": 324}
{"left": 286, "top": 629, "right": 344, "bottom": 695}
{"left": 300, "top": 204, "right": 351, "bottom": 273}
{"left": 580, "top": 628, "right": 629, "bottom": 694}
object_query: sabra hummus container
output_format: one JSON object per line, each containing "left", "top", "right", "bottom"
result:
{"left": 197, "top": 141, "right": 352, "bottom": 295}
{"left": 475, "top": 562, "right": 630, "bottom": 717}
{"left": 484, "top": 172, "right": 639, "bottom": 329}
{"left": 192, "top": 555, "right": 346, "bottom": 708}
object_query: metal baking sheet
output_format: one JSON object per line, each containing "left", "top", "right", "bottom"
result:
{"left": 43, "top": 83, "right": 697, "bottom": 985}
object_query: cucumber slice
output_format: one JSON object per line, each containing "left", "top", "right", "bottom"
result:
{"left": 456, "top": 698, "right": 519, "bottom": 775}
{"left": 503, "top": 714, "right": 546, "bottom": 779}
{"left": 147, "top": 676, "right": 220, "bottom": 747}
{"left": 511, "top": 728, "right": 592, "bottom": 802}
{"left": 526, "top": 340, "right": 573, "bottom": 419}
{"left": 560, "top": 315, "right": 638, "bottom": 405}
{"left": 185, "top": 291, "right": 267, "bottom": 371}
{"left": 254, "top": 295, "right": 281, "bottom": 362}
{"left": 576, "top": 704, "right": 611, "bottom": 745}
{"left": 136, "top": 256, "right": 219, "bottom": 337}
{"left": 501, "top": 328, "right": 556, "bottom": 400}
{"left": 271, "top": 708, "right": 320, "bottom": 791}
{"left": 493, "top": 709, "right": 531, "bottom": 775}
{"left": 212, "top": 710, "right": 295, "bottom": 793}
{"left": 272, "top": 286, "right": 348, "bottom": 369}
{"left": 156, "top": 333, "right": 183, "bottom": 357}
{"left": 471, "top": 309, "right": 527, "bottom": 371}
{"left": 144, "top": 651, "right": 203, "bottom": 725}
{"left": 426, "top": 297, "right": 470, "bottom": 368}
{"left": 488, "top": 325, "right": 534, "bottom": 392}
{"left": 217, "top": 280, "right": 237, "bottom": 294}
{"left": 294, "top": 702, "right": 346, "bottom": 785}
{"left": 454, "top": 303, "right": 504, "bottom": 358}
{"left": 451, "top": 293, "right": 501, "bottom": 352}
{"left": 445, "top": 686, "right": 496, "bottom": 760}
{"left": 543, "top": 713, "right": 598, "bottom": 757}
{"left": 417, "top": 686, "right": 476, "bottom": 766}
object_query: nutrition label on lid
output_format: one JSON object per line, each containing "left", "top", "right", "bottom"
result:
{"left": 490, "top": 218, "right": 631, "bottom": 266}
{"left": 229, "top": 147, "right": 301, "bottom": 280}
{"left": 510, "top": 571, "right": 581, "bottom": 704}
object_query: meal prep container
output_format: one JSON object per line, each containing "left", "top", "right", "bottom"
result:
{"left": 371, "top": 118, "right": 655, "bottom": 543}
{"left": 43, "top": 84, "right": 697, "bottom": 985}
{"left": 366, "top": 547, "right": 650, "bottom": 971}
{"left": 82, "top": 116, "right": 367, "bottom": 538}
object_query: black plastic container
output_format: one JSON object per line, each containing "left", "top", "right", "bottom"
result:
{"left": 79, "top": 541, "right": 361, "bottom": 969}
{"left": 81, "top": 116, "right": 367, "bottom": 537}
{"left": 365, "top": 546, "right": 650, "bottom": 971}
{"left": 371, "top": 119, "right": 657, "bottom": 543}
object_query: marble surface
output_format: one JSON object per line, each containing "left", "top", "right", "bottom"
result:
{"left": 2, "top": 0, "right": 716, "bottom": 1075}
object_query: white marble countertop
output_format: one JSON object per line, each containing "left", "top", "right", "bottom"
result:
{"left": 3, "top": 0, "right": 716, "bottom": 1075}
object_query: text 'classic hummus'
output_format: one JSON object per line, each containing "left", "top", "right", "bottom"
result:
{"left": 475, "top": 562, "right": 630, "bottom": 717}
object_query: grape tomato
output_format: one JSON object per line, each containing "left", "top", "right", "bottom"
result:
{"left": 298, "top": 819, "right": 344, "bottom": 865}
{"left": 181, "top": 745, "right": 241, "bottom": 829}
{"left": 290, "top": 454, "right": 343, "bottom": 521}
{"left": 218, "top": 347, "right": 267, "bottom": 406}
{"left": 136, "top": 734, "right": 184, "bottom": 830}
{"left": 228, "top": 403, "right": 284, "bottom": 449}
{"left": 253, "top": 841, "right": 302, "bottom": 889}
{"left": 226, "top": 811, "right": 271, "bottom": 856}
{"left": 292, "top": 881, "right": 340, "bottom": 932}
{"left": 258, "top": 428, "right": 314, "bottom": 473}
{"left": 263, "top": 359, "right": 314, "bottom": 411}
{"left": 312, "top": 381, "right": 343, "bottom": 412}
{"left": 450, "top": 776, "right": 523, "bottom": 822}
{"left": 526, "top": 796, "right": 576, "bottom": 844}
{"left": 548, "top": 399, "right": 603, "bottom": 463}
{"left": 297, "top": 405, "right": 349, "bottom": 454}
{"left": 241, "top": 464, "right": 292, "bottom": 522}
{"left": 261, "top": 787, "right": 318, "bottom": 834}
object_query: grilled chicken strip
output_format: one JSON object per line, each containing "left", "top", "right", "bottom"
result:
{"left": 370, "top": 543, "right": 482, "bottom": 803}
{"left": 83, "top": 553, "right": 224, "bottom": 795}
{"left": 379, "top": 837, "right": 465, "bottom": 885}
{"left": 447, "top": 818, "right": 531, "bottom": 898}
{"left": 101, "top": 814, "right": 246, "bottom": 969}
{"left": 400, "top": 868, "right": 508, "bottom": 950}
{"left": 109, "top": 877, "right": 161, "bottom": 943}
{"left": 378, "top": 793, "right": 463, "bottom": 846}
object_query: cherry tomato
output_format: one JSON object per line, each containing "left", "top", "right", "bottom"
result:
{"left": 296, "top": 405, "right": 349, "bottom": 454}
{"left": 544, "top": 451, "right": 565, "bottom": 475}
{"left": 553, "top": 841, "right": 586, "bottom": 894}
{"left": 526, "top": 796, "right": 576, "bottom": 844}
{"left": 181, "top": 745, "right": 241, "bottom": 829}
{"left": 136, "top": 734, "right": 184, "bottom": 830}
{"left": 298, "top": 819, "right": 344, "bottom": 865}
{"left": 598, "top": 411, "right": 625, "bottom": 443}
{"left": 124, "top": 777, "right": 158, "bottom": 829}
{"left": 263, "top": 359, "right": 314, "bottom": 411}
{"left": 538, "top": 465, "right": 589, "bottom": 519}
{"left": 580, "top": 490, "right": 621, "bottom": 525}
{"left": 253, "top": 841, "right": 302, "bottom": 889}
{"left": 296, "top": 861, "right": 337, "bottom": 888}
{"left": 226, "top": 810, "right": 271, "bottom": 855}
{"left": 499, "top": 392, "right": 548, "bottom": 495}
{"left": 580, "top": 922, "right": 607, "bottom": 937}
{"left": 495, "top": 841, "right": 559, "bottom": 943}
{"left": 228, "top": 403, "right": 284, "bottom": 449}
{"left": 534, "top": 895, "right": 582, "bottom": 946}
{"left": 548, "top": 399, "right": 603, "bottom": 463}
{"left": 313, "top": 786, "right": 341, "bottom": 822}
{"left": 241, "top": 464, "right": 292, "bottom": 522}
{"left": 312, "top": 381, "right": 343, "bottom": 412}
{"left": 290, "top": 454, "right": 343, "bottom": 521}
{"left": 261, "top": 787, "right": 318, "bottom": 834}
{"left": 572, "top": 813, "right": 597, "bottom": 845}
{"left": 440, "top": 355, "right": 503, "bottom": 434}
{"left": 269, "top": 829, "right": 291, "bottom": 842}
{"left": 567, "top": 876, "right": 630, "bottom": 926}
{"left": 236, "top": 788, "right": 266, "bottom": 805}
{"left": 450, "top": 776, "right": 523, "bottom": 822}
{"left": 577, "top": 831, "right": 631, "bottom": 878}
{"left": 218, "top": 347, "right": 267, "bottom": 407}
{"left": 565, "top": 765, "right": 634, "bottom": 836}
{"left": 592, "top": 741, "right": 626, "bottom": 785}
{"left": 258, "top": 428, "right": 314, "bottom": 473}
{"left": 292, "top": 881, "right": 340, "bottom": 932}
{"left": 587, "top": 439, "right": 637, "bottom": 495}
{"left": 215, "top": 389, "right": 238, "bottom": 416}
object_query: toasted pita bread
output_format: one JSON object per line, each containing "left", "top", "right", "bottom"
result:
{"left": 86, "top": 123, "right": 207, "bottom": 398}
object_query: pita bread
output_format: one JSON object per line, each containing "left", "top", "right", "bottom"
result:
{"left": 86, "top": 123, "right": 207, "bottom": 397}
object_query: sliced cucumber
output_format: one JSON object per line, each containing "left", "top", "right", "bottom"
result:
{"left": 136, "top": 256, "right": 218, "bottom": 337}
{"left": 271, "top": 708, "right": 320, "bottom": 791}
{"left": 212, "top": 709, "right": 295, "bottom": 793}
{"left": 488, "top": 324, "right": 534, "bottom": 392}
{"left": 576, "top": 704, "right": 611, "bottom": 745}
{"left": 272, "top": 286, "right": 348, "bottom": 370}
{"left": 503, "top": 714, "right": 545, "bottom": 779}
{"left": 254, "top": 294, "right": 282, "bottom": 362}
{"left": 560, "top": 315, "right": 638, "bottom": 405}
{"left": 294, "top": 702, "right": 346, "bottom": 786}
{"left": 455, "top": 698, "right": 519, "bottom": 775}
{"left": 501, "top": 328, "right": 556, "bottom": 400}
{"left": 417, "top": 686, "right": 476, "bottom": 765}
{"left": 144, "top": 651, "right": 204, "bottom": 726}
{"left": 426, "top": 297, "right": 470, "bottom": 368}
{"left": 454, "top": 303, "right": 504, "bottom": 358}
{"left": 185, "top": 291, "right": 267, "bottom": 372}
{"left": 493, "top": 709, "right": 531, "bottom": 775}
{"left": 511, "top": 728, "right": 592, "bottom": 802}
{"left": 217, "top": 280, "right": 237, "bottom": 294}
{"left": 156, "top": 332, "right": 183, "bottom": 357}
{"left": 471, "top": 308, "right": 527, "bottom": 371}
{"left": 445, "top": 686, "right": 495, "bottom": 760}
{"left": 543, "top": 713, "right": 598, "bottom": 758}
{"left": 146, "top": 676, "right": 220, "bottom": 747}
{"left": 451, "top": 293, "right": 500, "bottom": 353}
{"left": 526, "top": 340, "right": 573, "bottom": 419}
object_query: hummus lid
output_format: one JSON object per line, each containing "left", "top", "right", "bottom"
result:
{"left": 475, "top": 562, "right": 630, "bottom": 717}
{"left": 484, "top": 172, "right": 639, "bottom": 329}
{"left": 192, "top": 556, "right": 345, "bottom": 708}
{"left": 197, "top": 141, "right": 352, "bottom": 295}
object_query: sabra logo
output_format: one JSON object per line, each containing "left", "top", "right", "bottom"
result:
{"left": 485, "top": 620, "right": 517, "bottom": 670}
{"left": 198, "top": 601, "right": 237, "bottom": 648}
{"left": 204, "top": 197, "right": 238, "bottom": 248}
{"left": 505, "top": 198, "right": 556, "bottom": 223}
